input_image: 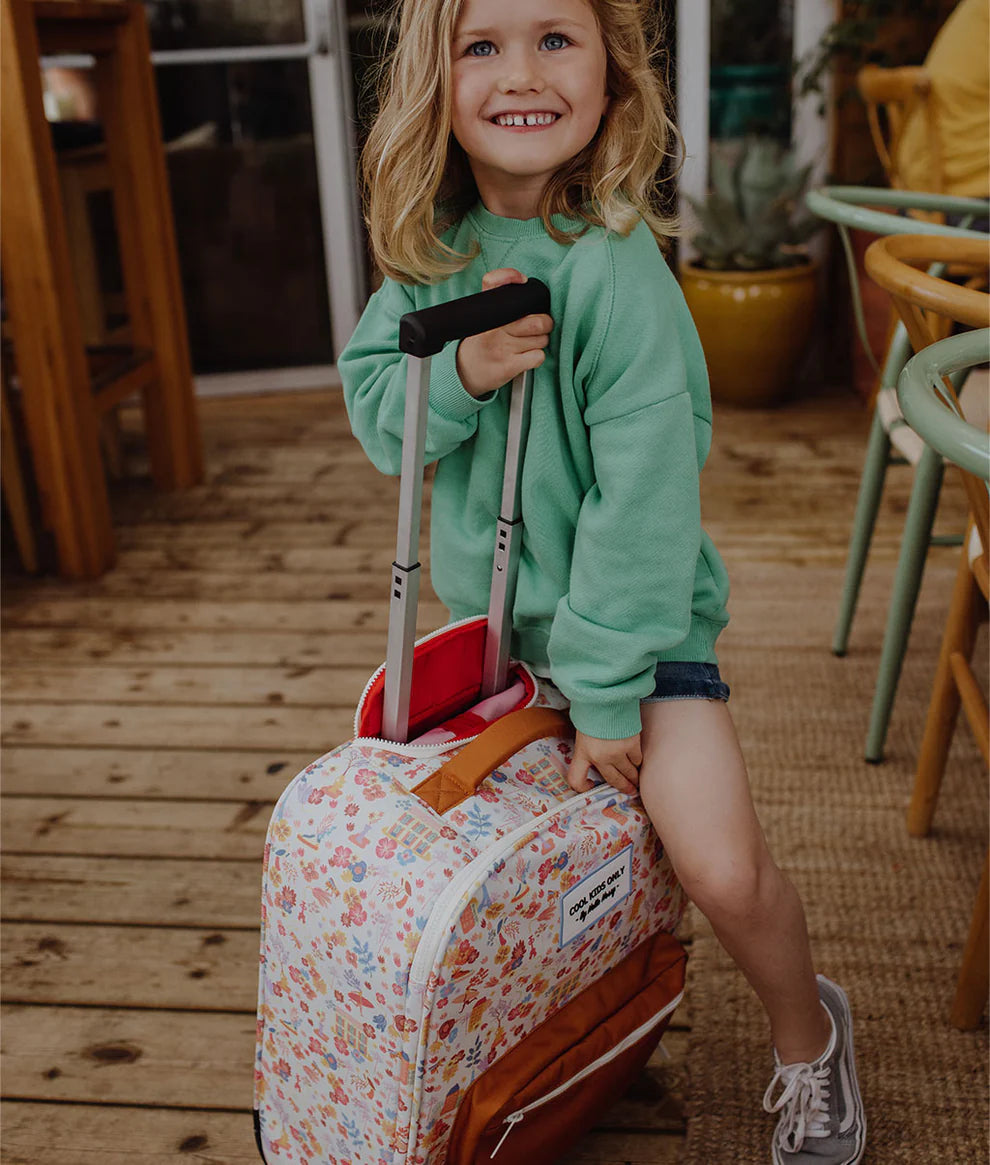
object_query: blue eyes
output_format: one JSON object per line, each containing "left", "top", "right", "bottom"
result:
{"left": 465, "top": 32, "right": 571, "bottom": 57}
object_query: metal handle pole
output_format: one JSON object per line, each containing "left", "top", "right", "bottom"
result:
{"left": 482, "top": 369, "right": 533, "bottom": 698}
{"left": 382, "top": 354, "right": 431, "bottom": 743}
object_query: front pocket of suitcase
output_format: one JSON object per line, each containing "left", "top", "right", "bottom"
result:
{"left": 444, "top": 929, "right": 686, "bottom": 1164}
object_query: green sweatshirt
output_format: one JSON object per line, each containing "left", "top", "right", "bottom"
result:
{"left": 340, "top": 202, "right": 730, "bottom": 739}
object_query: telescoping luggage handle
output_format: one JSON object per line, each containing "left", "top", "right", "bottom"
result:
{"left": 383, "top": 278, "right": 552, "bottom": 744}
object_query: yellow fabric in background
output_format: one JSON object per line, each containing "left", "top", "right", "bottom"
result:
{"left": 896, "top": 0, "right": 990, "bottom": 197}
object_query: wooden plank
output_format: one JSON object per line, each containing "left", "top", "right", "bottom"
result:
{"left": 197, "top": 452, "right": 398, "bottom": 484}
{"left": 0, "top": 1005, "right": 255, "bottom": 1109}
{"left": 0, "top": 1101, "right": 684, "bottom": 1165}
{"left": 1, "top": 597, "right": 449, "bottom": 634}
{"left": 1, "top": 798, "right": 272, "bottom": 860}
{"left": 1, "top": 664, "right": 370, "bottom": 708}
{"left": 2, "top": 569, "right": 403, "bottom": 602}
{"left": 1, "top": 702, "right": 356, "bottom": 752}
{"left": 112, "top": 519, "right": 398, "bottom": 548}
{"left": 106, "top": 490, "right": 410, "bottom": 531}
{"left": 107, "top": 544, "right": 394, "bottom": 574}
{"left": 109, "top": 475, "right": 405, "bottom": 504}
{"left": 0, "top": 1004, "right": 688, "bottom": 1117}
{"left": 1, "top": 628, "right": 388, "bottom": 667}
{"left": 98, "top": 503, "right": 944, "bottom": 554}
{"left": 0, "top": 747, "right": 314, "bottom": 800}
{"left": 1, "top": 856, "right": 261, "bottom": 927}
{"left": 1, "top": 1103, "right": 260, "bottom": 1165}
{"left": 2, "top": 923, "right": 260, "bottom": 1011}
{"left": 107, "top": 488, "right": 904, "bottom": 530}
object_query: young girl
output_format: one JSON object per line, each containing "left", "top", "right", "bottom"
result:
{"left": 340, "top": 1, "right": 867, "bottom": 1160}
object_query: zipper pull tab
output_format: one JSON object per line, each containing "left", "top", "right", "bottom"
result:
{"left": 490, "top": 1111, "right": 524, "bottom": 1158}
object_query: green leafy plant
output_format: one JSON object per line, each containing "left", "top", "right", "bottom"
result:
{"left": 688, "top": 138, "right": 823, "bottom": 271}
{"left": 796, "top": 0, "right": 949, "bottom": 99}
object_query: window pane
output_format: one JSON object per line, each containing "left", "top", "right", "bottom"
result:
{"left": 143, "top": 0, "right": 306, "bottom": 51}
{"left": 156, "top": 61, "right": 333, "bottom": 373}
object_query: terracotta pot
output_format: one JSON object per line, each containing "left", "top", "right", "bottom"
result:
{"left": 679, "top": 258, "right": 819, "bottom": 407}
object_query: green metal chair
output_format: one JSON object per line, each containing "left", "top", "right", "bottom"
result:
{"left": 805, "top": 186, "right": 988, "bottom": 760}
{"left": 895, "top": 319, "right": 989, "bottom": 1029}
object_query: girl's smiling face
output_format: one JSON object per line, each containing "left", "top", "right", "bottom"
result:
{"left": 451, "top": 0, "right": 610, "bottom": 219}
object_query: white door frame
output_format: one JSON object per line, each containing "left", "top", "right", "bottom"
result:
{"left": 676, "top": 0, "right": 710, "bottom": 262}
{"left": 676, "top": 0, "right": 833, "bottom": 263}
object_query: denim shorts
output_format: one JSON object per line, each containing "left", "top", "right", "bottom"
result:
{"left": 642, "top": 660, "right": 730, "bottom": 703}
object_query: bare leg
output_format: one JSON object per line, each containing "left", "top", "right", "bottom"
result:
{"left": 639, "top": 699, "right": 831, "bottom": 1064}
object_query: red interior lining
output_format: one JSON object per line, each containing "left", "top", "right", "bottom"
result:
{"left": 357, "top": 618, "right": 535, "bottom": 742}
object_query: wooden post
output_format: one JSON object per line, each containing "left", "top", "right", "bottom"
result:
{"left": 91, "top": 2, "right": 203, "bottom": 490}
{"left": 0, "top": 0, "right": 114, "bottom": 578}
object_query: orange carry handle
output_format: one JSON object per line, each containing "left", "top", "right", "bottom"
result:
{"left": 411, "top": 707, "right": 572, "bottom": 814}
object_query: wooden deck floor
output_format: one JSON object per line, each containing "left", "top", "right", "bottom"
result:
{"left": 0, "top": 383, "right": 968, "bottom": 1163}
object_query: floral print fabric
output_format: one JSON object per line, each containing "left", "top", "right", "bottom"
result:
{"left": 255, "top": 679, "right": 684, "bottom": 1163}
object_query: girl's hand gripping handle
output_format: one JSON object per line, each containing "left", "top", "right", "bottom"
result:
{"left": 459, "top": 269, "right": 555, "bottom": 398}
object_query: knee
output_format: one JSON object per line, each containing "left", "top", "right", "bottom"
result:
{"left": 677, "top": 850, "right": 784, "bottom": 924}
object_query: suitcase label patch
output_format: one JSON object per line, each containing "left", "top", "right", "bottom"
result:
{"left": 559, "top": 844, "right": 633, "bottom": 945}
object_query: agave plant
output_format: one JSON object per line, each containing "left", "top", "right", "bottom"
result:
{"left": 688, "top": 138, "right": 823, "bottom": 270}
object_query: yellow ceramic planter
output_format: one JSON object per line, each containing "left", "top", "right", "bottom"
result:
{"left": 679, "top": 259, "right": 819, "bottom": 407}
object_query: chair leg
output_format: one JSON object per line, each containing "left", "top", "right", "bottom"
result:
{"left": 865, "top": 443, "right": 945, "bottom": 762}
{"left": 950, "top": 849, "right": 989, "bottom": 1030}
{"left": 0, "top": 374, "right": 39, "bottom": 573}
{"left": 907, "top": 537, "right": 983, "bottom": 836}
{"left": 833, "top": 407, "right": 893, "bottom": 656}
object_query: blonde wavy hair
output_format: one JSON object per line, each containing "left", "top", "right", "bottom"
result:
{"left": 361, "top": 0, "right": 682, "bottom": 284}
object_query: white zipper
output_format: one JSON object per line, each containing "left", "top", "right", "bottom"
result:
{"left": 351, "top": 618, "right": 538, "bottom": 758}
{"left": 402, "top": 784, "right": 624, "bottom": 1163}
{"left": 488, "top": 989, "right": 684, "bottom": 1158}
{"left": 408, "top": 784, "right": 609, "bottom": 989}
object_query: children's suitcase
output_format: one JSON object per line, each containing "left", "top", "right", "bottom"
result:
{"left": 254, "top": 282, "right": 687, "bottom": 1165}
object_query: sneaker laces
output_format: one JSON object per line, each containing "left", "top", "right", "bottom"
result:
{"left": 763, "top": 1060, "right": 832, "bottom": 1150}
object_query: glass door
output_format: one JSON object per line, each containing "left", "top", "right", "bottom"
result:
{"left": 143, "top": 0, "right": 366, "bottom": 388}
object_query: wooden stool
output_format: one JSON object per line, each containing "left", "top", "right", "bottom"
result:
{"left": 0, "top": 0, "right": 203, "bottom": 579}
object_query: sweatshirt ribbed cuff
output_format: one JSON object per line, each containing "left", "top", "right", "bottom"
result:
{"left": 428, "top": 344, "right": 494, "bottom": 422}
{"left": 567, "top": 698, "right": 642, "bottom": 741}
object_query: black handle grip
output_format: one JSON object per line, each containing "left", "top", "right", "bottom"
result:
{"left": 399, "top": 278, "right": 551, "bottom": 357}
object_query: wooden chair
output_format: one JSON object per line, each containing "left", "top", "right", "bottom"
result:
{"left": 0, "top": 0, "right": 203, "bottom": 579}
{"left": 857, "top": 65, "right": 944, "bottom": 197}
{"left": 899, "top": 328, "right": 989, "bottom": 1031}
{"left": 866, "top": 234, "right": 989, "bottom": 1028}
{"left": 1, "top": 353, "right": 40, "bottom": 574}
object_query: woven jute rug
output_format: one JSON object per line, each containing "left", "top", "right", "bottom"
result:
{"left": 680, "top": 555, "right": 989, "bottom": 1165}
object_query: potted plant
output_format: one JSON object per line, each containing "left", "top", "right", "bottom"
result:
{"left": 680, "top": 137, "right": 823, "bottom": 407}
